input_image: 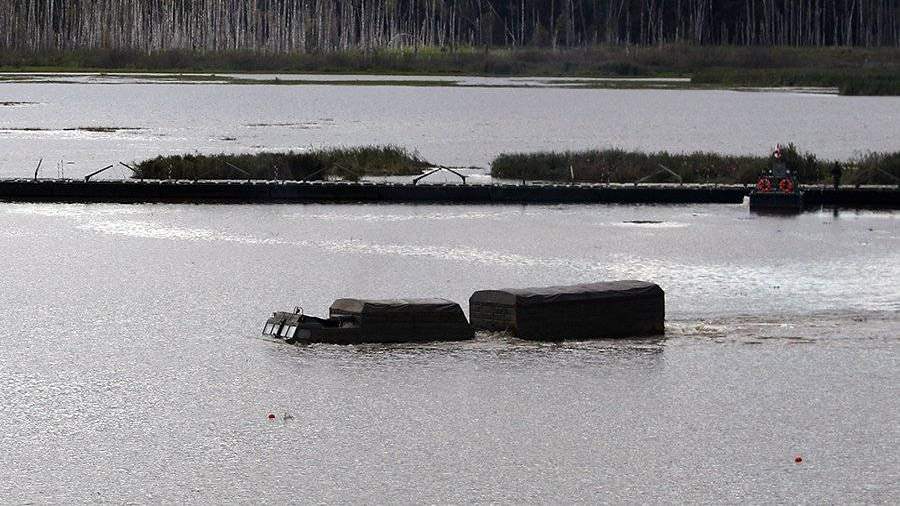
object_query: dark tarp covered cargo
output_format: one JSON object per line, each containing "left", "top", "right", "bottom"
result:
{"left": 469, "top": 280, "right": 664, "bottom": 340}
{"left": 327, "top": 298, "right": 474, "bottom": 343}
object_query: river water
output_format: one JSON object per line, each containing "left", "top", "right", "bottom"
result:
{"left": 0, "top": 202, "right": 897, "bottom": 503}
{"left": 1, "top": 73, "right": 899, "bottom": 179}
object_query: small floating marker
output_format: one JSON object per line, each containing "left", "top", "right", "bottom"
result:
{"left": 267, "top": 413, "right": 276, "bottom": 420}
{"left": 794, "top": 456, "right": 803, "bottom": 463}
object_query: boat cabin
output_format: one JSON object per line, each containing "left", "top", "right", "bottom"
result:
{"left": 749, "top": 145, "right": 804, "bottom": 212}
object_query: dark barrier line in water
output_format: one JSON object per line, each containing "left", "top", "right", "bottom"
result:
{"left": 0, "top": 179, "right": 897, "bottom": 208}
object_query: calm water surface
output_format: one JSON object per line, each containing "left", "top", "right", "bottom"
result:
{"left": 0, "top": 202, "right": 897, "bottom": 502}
{"left": 0, "top": 74, "right": 898, "bottom": 178}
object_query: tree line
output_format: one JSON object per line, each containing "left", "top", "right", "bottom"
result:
{"left": 2, "top": 0, "right": 897, "bottom": 53}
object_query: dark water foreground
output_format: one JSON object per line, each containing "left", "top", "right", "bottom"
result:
{"left": 0, "top": 202, "right": 896, "bottom": 503}
{"left": 1, "top": 178, "right": 898, "bottom": 208}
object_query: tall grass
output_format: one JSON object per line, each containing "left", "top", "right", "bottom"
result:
{"left": 847, "top": 152, "right": 900, "bottom": 185}
{"left": 840, "top": 75, "right": 900, "bottom": 96}
{"left": 693, "top": 67, "right": 900, "bottom": 95}
{"left": 491, "top": 145, "right": 899, "bottom": 185}
{"left": 133, "top": 146, "right": 430, "bottom": 181}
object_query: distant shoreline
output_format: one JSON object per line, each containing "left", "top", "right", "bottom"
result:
{"left": 1, "top": 45, "right": 898, "bottom": 95}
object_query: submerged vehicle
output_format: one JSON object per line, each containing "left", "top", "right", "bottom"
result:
{"left": 262, "top": 298, "right": 474, "bottom": 345}
{"left": 749, "top": 144, "right": 804, "bottom": 212}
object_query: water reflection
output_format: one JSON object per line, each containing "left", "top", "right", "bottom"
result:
{"left": 747, "top": 207, "right": 805, "bottom": 217}
{"left": 285, "top": 333, "right": 666, "bottom": 359}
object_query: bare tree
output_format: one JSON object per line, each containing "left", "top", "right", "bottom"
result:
{"left": 0, "top": 0, "right": 896, "bottom": 54}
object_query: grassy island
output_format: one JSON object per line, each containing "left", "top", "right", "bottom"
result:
{"left": 133, "top": 146, "right": 430, "bottom": 181}
{"left": 132, "top": 144, "right": 900, "bottom": 186}
{"left": 491, "top": 146, "right": 900, "bottom": 186}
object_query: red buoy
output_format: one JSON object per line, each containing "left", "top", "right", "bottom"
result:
{"left": 756, "top": 177, "right": 773, "bottom": 192}
{"left": 794, "top": 456, "right": 803, "bottom": 463}
{"left": 267, "top": 413, "right": 276, "bottom": 420}
{"left": 779, "top": 178, "right": 795, "bottom": 194}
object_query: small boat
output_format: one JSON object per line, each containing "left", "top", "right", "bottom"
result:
{"left": 749, "top": 145, "right": 804, "bottom": 212}
{"left": 262, "top": 298, "right": 474, "bottom": 345}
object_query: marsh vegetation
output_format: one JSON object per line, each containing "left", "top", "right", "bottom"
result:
{"left": 133, "top": 146, "right": 429, "bottom": 181}
{"left": 132, "top": 144, "right": 900, "bottom": 186}
{"left": 491, "top": 145, "right": 900, "bottom": 185}
{"left": 3, "top": 46, "right": 897, "bottom": 94}
{"left": 1, "top": 0, "right": 898, "bottom": 94}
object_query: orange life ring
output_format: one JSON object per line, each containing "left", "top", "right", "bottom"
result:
{"left": 779, "top": 178, "right": 794, "bottom": 193}
{"left": 756, "top": 178, "right": 772, "bottom": 192}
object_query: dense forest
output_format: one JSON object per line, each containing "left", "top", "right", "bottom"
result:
{"left": 1, "top": 0, "right": 898, "bottom": 53}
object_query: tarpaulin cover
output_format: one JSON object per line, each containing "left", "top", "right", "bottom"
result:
{"left": 328, "top": 298, "right": 474, "bottom": 343}
{"left": 330, "top": 298, "right": 465, "bottom": 316}
{"left": 470, "top": 280, "right": 663, "bottom": 307}
{"left": 469, "top": 281, "right": 664, "bottom": 340}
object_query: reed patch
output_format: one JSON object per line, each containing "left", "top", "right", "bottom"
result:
{"left": 133, "top": 146, "right": 430, "bottom": 181}
{"left": 491, "top": 145, "right": 900, "bottom": 185}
